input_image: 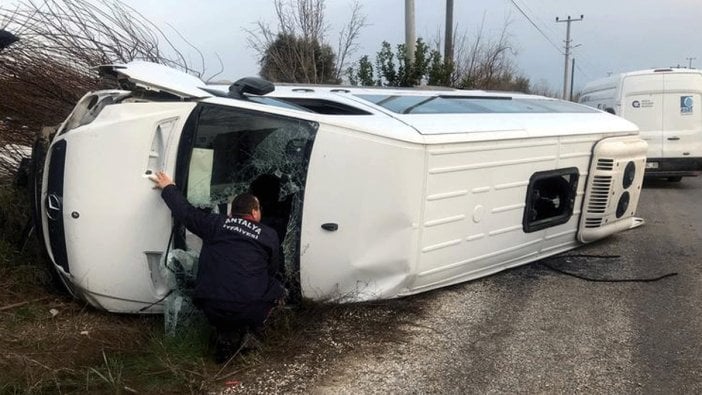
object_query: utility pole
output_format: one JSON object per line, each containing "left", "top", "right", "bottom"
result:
{"left": 405, "top": 0, "right": 416, "bottom": 64}
{"left": 556, "top": 14, "right": 584, "bottom": 100}
{"left": 570, "top": 58, "right": 576, "bottom": 101}
{"left": 444, "top": 0, "right": 454, "bottom": 66}
{"left": 686, "top": 57, "right": 696, "bottom": 69}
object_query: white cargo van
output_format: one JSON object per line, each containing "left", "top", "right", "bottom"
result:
{"left": 35, "top": 61, "right": 647, "bottom": 313}
{"left": 580, "top": 68, "right": 702, "bottom": 181}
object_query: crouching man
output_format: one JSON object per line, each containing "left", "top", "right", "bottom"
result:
{"left": 151, "top": 171, "right": 283, "bottom": 363}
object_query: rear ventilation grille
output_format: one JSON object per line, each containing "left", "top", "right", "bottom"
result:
{"left": 585, "top": 175, "right": 612, "bottom": 218}
{"left": 596, "top": 158, "right": 614, "bottom": 171}
{"left": 585, "top": 218, "right": 603, "bottom": 228}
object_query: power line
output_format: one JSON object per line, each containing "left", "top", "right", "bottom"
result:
{"left": 520, "top": 0, "right": 600, "bottom": 81}
{"left": 575, "top": 62, "right": 592, "bottom": 81}
{"left": 509, "top": 0, "right": 598, "bottom": 89}
{"left": 509, "top": 0, "right": 562, "bottom": 54}
{"left": 572, "top": 47, "right": 600, "bottom": 78}
{"left": 517, "top": 0, "right": 561, "bottom": 38}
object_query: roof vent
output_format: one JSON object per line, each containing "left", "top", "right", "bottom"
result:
{"left": 292, "top": 88, "right": 315, "bottom": 93}
{"left": 228, "top": 77, "right": 274, "bottom": 99}
{"left": 653, "top": 68, "right": 673, "bottom": 72}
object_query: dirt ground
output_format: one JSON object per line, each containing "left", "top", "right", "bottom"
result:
{"left": 3, "top": 177, "right": 700, "bottom": 393}
{"left": 0, "top": 269, "right": 159, "bottom": 392}
{"left": 0, "top": 258, "right": 429, "bottom": 393}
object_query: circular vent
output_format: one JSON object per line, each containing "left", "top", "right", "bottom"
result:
{"left": 623, "top": 161, "right": 636, "bottom": 189}
{"left": 616, "top": 191, "right": 630, "bottom": 218}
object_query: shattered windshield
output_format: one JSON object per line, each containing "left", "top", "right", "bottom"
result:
{"left": 176, "top": 104, "right": 318, "bottom": 308}
{"left": 186, "top": 105, "right": 318, "bottom": 209}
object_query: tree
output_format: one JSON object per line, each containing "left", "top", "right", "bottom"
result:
{"left": 259, "top": 33, "right": 337, "bottom": 83}
{"left": 248, "top": 0, "right": 366, "bottom": 84}
{"left": 375, "top": 41, "right": 397, "bottom": 86}
{"left": 347, "top": 38, "right": 452, "bottom": 88}
{"left": 346, "top": 55, "right": 373, "bottom": 86}
{"left": 451, "top": 16, "right": 529, "bottom": 91}
{"left": 0, "top": 0, "right": 204, "bottom": 180}
{"left": 348, "top": 16, "right": 533, "bottom": 92}
{"left": 427, "top": 48, "right": 453, "bottom": 86}
{"left": 347, "top": 38, "right": 445, "bottom": 87}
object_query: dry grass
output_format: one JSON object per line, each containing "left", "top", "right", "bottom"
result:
{"left": 0, "top": 179, "right": 429, "bottom": 393}
{"left": 0, "top": 254, "right": 430, "bottom": 393}
{"left": 0, "top": 272, "right": 159, "bottom": 392}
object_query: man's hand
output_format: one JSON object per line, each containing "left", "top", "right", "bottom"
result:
{"left": 150, "top": 171, "right": 175, "bottom": 190}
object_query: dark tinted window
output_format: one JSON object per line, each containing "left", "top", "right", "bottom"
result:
{"left": 354, "top": 94, "right": 597, "bottom": 114}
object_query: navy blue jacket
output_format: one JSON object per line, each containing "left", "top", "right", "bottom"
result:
{"left": 161, "top": 185, "right": 284, "bottom": 310}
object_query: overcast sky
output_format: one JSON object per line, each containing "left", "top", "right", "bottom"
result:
{"left": 119, "top": 0, "right": 702, "bottom": 92}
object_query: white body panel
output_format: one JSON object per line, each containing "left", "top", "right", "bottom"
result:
{"left": 39, "top": 62, "right": 648, "bottom": 312}
{"left": 580, "top": 69, "right": 702, "bottom": 176}
{"left": 42, "top": 101, "right": 196, "bottom": 311}
{"left": 300, "top": 129, "right": 647, "bottom": 301}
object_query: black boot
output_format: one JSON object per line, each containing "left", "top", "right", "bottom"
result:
{"left": 214, "top": 329, "right": 245, "bottom": 364}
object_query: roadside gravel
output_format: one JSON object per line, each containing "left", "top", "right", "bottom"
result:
{"left": 224, "top": 177, "right": 702, "bottom": 394}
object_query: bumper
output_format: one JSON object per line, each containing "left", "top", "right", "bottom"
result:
{"left": 644, "top": 157, "right": 702, "bottom": 177}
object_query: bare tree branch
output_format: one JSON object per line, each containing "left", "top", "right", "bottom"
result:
{"left": 247, "top": 0, "right": 365, "bottom": 84}
{"left": 334, "top": 0, "right": 367, "bottom": 81}
{"left": 0, "top": 0, "right": 204, "bottom": 180}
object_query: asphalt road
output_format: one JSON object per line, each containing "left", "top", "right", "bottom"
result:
{"left": 232, "top": 176, "right": 702, "bottom": 394}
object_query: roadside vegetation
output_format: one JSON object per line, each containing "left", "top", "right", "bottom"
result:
{"left": 0, "top": 213, "right": 425, "bottom": 393}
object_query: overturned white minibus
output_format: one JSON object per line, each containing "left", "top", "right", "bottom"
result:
{"left": 36, "top": 61, "right": 647, "bottom": 313}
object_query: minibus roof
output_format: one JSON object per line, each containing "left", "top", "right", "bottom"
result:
{"left": 99, "top": 61, "right": 638, "bottom": 140}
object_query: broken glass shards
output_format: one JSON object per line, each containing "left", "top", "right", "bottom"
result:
{"left": 163, "top": 248, "right": 203, "bottom": 336}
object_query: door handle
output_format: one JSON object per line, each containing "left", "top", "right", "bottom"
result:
{"left": 147, "top": 118, "right": 178, "bottom": 175}
{"left": 321, "top": 223, "right": 338, "bottom": 231}
{"left": 667, "top": 137, "right": 680, "bottom": 141}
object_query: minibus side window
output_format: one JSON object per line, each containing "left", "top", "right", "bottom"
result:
{"left": 522, "top": 167, "right": 579, "bottom": 232}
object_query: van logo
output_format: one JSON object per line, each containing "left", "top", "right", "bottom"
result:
{"left": 47, "top": 194, "right": 62, "bottom": 220}
{"left": 681, "top": 96, "right": 693, "bottom": 114}
{"left": 632, "top": 100, "right": 641, "bottom": 108}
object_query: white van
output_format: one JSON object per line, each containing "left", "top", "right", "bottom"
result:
{"left": 35, "top": 61, "right": 647, "bottom": 313}
{"left": 580, "top": 68, "right": 702, "bottom": 181}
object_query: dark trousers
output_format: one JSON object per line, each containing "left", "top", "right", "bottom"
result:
{"left": 199, "top": 302, "right": 275, "bottom": 334}
{"left": 198, "top": 301, "right": 276, "bottom": 362}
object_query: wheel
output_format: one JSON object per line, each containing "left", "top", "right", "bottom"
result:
{"left": 667, "top": 176, "right": 682, "bottom": 182}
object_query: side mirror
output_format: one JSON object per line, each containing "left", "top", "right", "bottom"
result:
{"left": 0, "top": 30, "right": 19, "bottom": 51}
{"left": 228, "top": 77, "right": 275, "bottom": 99}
